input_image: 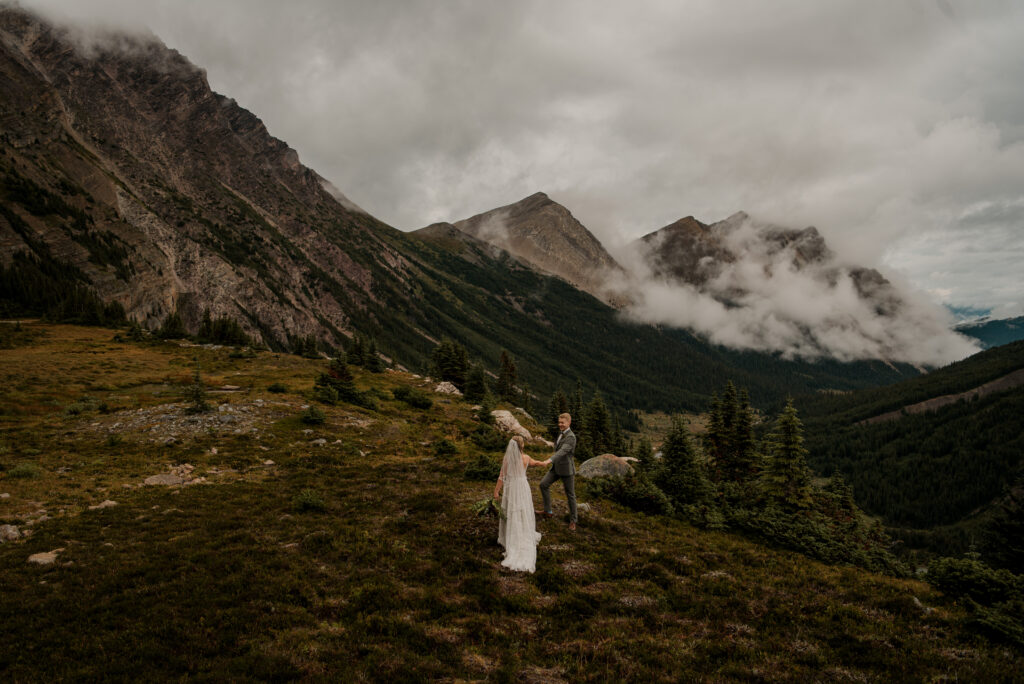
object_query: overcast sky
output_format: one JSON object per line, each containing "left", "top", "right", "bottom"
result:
{"left": 20, "top": 0, "right": 1024, "bottom": 319}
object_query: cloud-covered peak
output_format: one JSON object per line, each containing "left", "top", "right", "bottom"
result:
{"left": 619, "top": 212, "right": 979, "bottom": 366}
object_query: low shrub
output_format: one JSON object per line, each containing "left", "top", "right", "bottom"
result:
{"left": 7, "top": 462, "right": 42, "bottom": 479}
{"left": 293, "top": 489, "right": 327, "bottom": 512}
{"left": 583, "top": 471, "right": 674, "bottom": 516}
{"left": 267, "top": 382, "right": 288, "bottom": 394}
{"left": 927, "top": 556, "right": 1023, "bottom": 606}
{"left": 392, "top": 386, "right": 432, "bottom": 410}
{"left": 469, "top": 425, "right": 505, "bottom": 451}
{"left": 301, "top": 406, "right": 326, "bottom": 425}
{"left": 463, "top": 452, "right": 500, "bottom": 481}
{"left": 434, "top": 439, "right": 458, "bottom": 457}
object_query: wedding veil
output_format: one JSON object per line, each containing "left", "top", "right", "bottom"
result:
{"left": 500, "top": 438, "right": 525, "bottom": 481}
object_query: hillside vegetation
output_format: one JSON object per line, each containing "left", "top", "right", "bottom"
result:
{"left": 0, "top": 323, "right": 1019, "bottom": 681}
{"left": 795, "top": 342, "right": 1024, "bottom": 558}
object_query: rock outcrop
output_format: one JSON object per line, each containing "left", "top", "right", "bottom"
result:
{"left": 577, "top": 454, "right": 634, "bottom": 479}
{"left": 490, "top": 409, "right": 532, "bottom": 440}
{"left": 0, "top": 5, "right": 410, "bottom": 348}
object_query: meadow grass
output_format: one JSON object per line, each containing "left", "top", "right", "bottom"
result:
{"left": 0, "top": 323, "right": 1020, "bottom": 681}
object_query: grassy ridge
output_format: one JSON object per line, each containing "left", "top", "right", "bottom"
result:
{"left": 0, "top": 324, "right": 1019, "bottom": 680}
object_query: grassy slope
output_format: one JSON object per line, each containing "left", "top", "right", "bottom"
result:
{"left": 0, "top": 324, "right": 1019, "bottom": 681}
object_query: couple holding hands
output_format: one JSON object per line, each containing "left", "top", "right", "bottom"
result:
{"left": 492, "top": 413, "right": 577, "bottom": 573}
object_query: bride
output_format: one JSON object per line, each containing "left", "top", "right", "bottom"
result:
{"left": 493, "top": 435, "right": 550, "bottom": 573}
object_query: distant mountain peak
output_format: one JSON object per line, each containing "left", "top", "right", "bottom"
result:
{"left": 435, "top": 192, "right": 624, "bottom": 304}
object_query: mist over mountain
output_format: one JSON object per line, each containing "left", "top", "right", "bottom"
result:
{"left": 441, "top": 191, "right": 979, "bottom": 366}
{"left": 611, "top": 211, "right": 979, "bottom": 366}
{"left": 956, "top": 315, "right": 1024, "bottom": 350}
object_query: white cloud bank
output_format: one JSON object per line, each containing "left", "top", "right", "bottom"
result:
{"left": 611, "top": 216, "right": 980, "bottom": 365}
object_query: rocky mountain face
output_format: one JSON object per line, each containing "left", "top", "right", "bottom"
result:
{"left": 0, "top": 5, "right": 402, "bottom": 345}
{"left": 432, "top": 191, "right": 624, "bottom": 304}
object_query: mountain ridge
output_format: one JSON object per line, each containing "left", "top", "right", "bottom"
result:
{"left": 0, "top": 4, "right": 925, "bottom": 411}
{"left": 420, "top": 191, "right": 624, "bottom": 304}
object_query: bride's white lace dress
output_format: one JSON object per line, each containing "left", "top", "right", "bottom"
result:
{"left": 496, "top": 440, "right": 542, "bottom": 573}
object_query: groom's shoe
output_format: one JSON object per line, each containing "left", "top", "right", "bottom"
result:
{"left": 535, "top": 510, "right": 553, "bottom": 519}
{"left": 568, "top": 522, "right": 577, "bottom": 532}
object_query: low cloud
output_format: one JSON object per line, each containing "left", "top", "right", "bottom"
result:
{"left": 611, "top": 215, "right": 980, "bottom": 366}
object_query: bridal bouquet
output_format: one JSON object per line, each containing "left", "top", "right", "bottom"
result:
{"left": 472, "top": 497, "right": 506, "bottom": 520}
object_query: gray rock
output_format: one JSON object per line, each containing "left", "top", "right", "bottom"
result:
{"left": 577, "top": 454, "right": 634, "bottom": 479}
{"left": 311, "top": 438, "right": 327, "bottom": 446}
{"left": 28, "top": 548, "right": 64, "bottom": 565}
{"left": 1, "top": 492, "right": 10, "bottom": 499}
{"left": 218, "top": 414, "right": 236, "bottom": 424}
{"left": 144, "top": 473, "right": 185, "bottom": 486}
{"left": 491, "top": 410, "right": 532, "bottom": 440}
{"left": 0, "top": 524, "right": 21, "bottom": 542}
{"left": 88, "top": 500, "right": 118, "bottom": 510}
{"left": 434, "top": 381, "right": 462, "bottom": 395}
{"left": 577, "top": 502, "right": 592, "bottom": 514}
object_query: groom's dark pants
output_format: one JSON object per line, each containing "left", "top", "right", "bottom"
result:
{"left": 540, "top": 470, "right": 577, "bottom": 523}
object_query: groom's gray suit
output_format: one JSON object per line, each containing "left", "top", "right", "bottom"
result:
{"left": 540, "top": 427, "right": 577, "bottom": 523}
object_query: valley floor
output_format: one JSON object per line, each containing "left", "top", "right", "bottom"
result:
{"left": 0, "top": 324, "right": 1020, "bottom": 681}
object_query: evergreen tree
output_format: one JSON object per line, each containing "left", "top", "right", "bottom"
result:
{"left": 622, "top": 409, "right": 642, "bottom": 433}
{"left": 610, "top": 413, "right": 626, "bottom": 456}
{"left": 478, "top": 390, "right": 496, "bottom": 424}
{"left": 732, "top": 389, "right": 757, "bottom": 477}
{"left": 984, "top": 477, "right": 1024, "bottom": 572}
{"left": 583, "top": 390, "right": 613, "bottom": 456}
{"left": 706, "top": 382, "right": 759, "bottom": 482}
{"left": 824, "top": 474, "right": 858, "bottom": 522}
{"left": 520, "top": 382, "right": 533, "bottom": 415}
{"left": 430, "top": 338, "right": 469, "bottom": 389}
{"left": 548, "top": 389, "right": 569, "bottom": 439}
{"left": 197, "top": 309, "right": 213, "bottom": 341}
{"left": 157, "top": 309, "right": 188, "bottom": 339}
{"left": 364, "top": 337, "right": 385, "bottom": 372}
{"left": 762, "top": 400, "right": 813, "bottom": 508}
{"left": 313, "top": 356, "right": 361, "bottom": 406}
{"left": 347, "top": 335, "right": 366, "bottom": 366}
{"left": 183, "top": 356, "right": 211, "bottom": 414}
{"left": 496, "top": 350, "right": 517, "bottom": 401}
{"left": 653, "top": 418, "right": 712, "bottom": 511}
{"left": 571, "top": 379, "right": 585, "bottom": 426}
{"left": 195, "top": 309, "right": 250, "bottom": 346}
{"left": 288, "top": 333, "right": 319, "bottom": 358}
{"left": 464, "top": 363, "right": 489, "bottom": 402}
{"left": 634, "top": 436, "right": 655, "bottom": 469}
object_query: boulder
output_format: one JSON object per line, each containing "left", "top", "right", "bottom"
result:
{"left": 0, "top": 524, "right": 21, "bottom": 542}
{"left": 490, "top": 410, "right": 532, "bottom": 440}
{"left": 28, "top": 548, "right": 64, "bottom": 565}
{"left": 88, "top": 500, "right": 118, "bottom": 510}
{"left": 144, "top": 473, "right": 185, "bottom": 486}
{"left": 434, "top": 381, "right": 462, "bottom": 395}
{"left": 577, "top": 454, "right": 634, "bottom": 479}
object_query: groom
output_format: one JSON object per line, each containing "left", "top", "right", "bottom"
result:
{"left": 538, "top": 412, "right": 578, "bottom": 531}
